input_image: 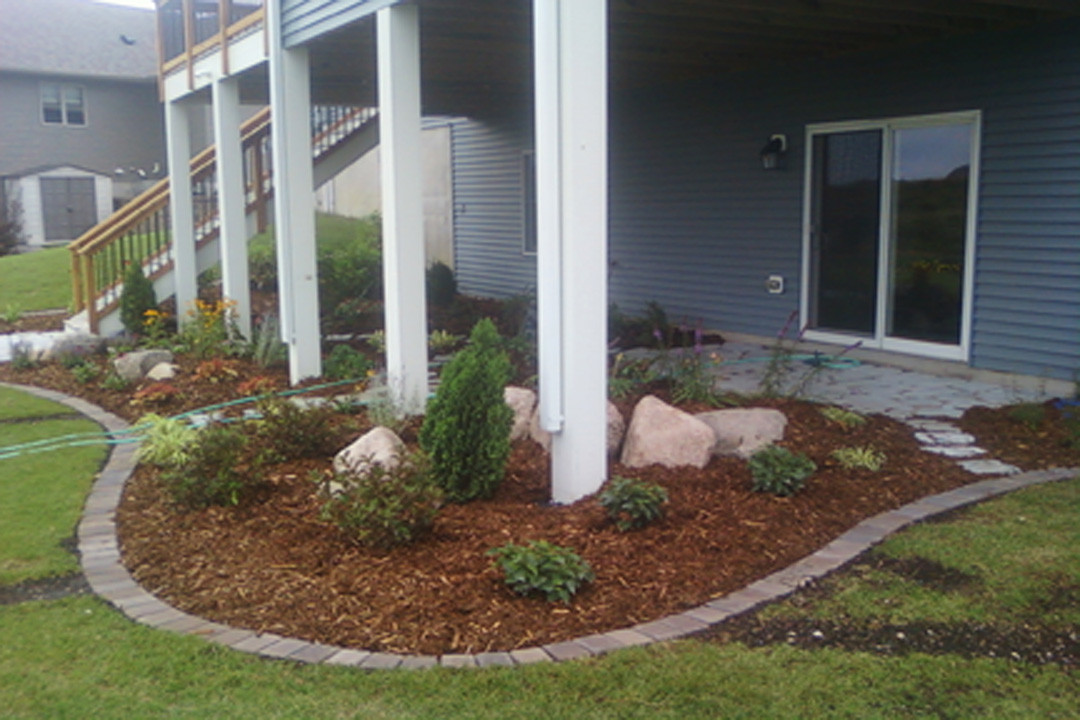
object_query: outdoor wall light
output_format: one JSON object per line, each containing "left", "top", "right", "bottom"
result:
{"left": 760, "top": 134, "right": 788, "bottom": 170}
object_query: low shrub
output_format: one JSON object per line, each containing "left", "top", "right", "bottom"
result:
{"left": 599, "top": 476, "right": 668, "bottom": 531}
{"left": 748, "top": 445, "right": 816, "bottom": 497}
{"left": 488, "top": 540, "right": 594, "bottom": 603}
{"left": 131, "top": 382, "right": 182, "bottom": 407}
{"left": 608, "top": 353, "right": 655, "bottom": 400}
{"left": 324, "top": 344, "right": 373, "bottom": 381}
{"left": 420, "top": 318, "right": 513, "bottom": 502}
{"left": 135, "top": 413, "right": 197, "bottom": 468}
{"left": 319, "top": 454, "right": 443, "bottom": 549}
{"left": 249, "top": 314, "right": 287, "bottom": 369}
{"left": 193, "top": 358, "right": 239, "bottom": 384}
{"left": 69, "top": 360, "right": 100, "bottom": 385}
{"left": 100, "top": 371, "right": 130, "bottom": 391}
{"left": 160, "top": 423, "right": 255, "bottom": 509}
{"left": 253, "top": 396, "right": 338, "bottom": 462}
{"left": 428, "top": 329, "right": 462, "bottom": 355}
{"left": 819, "top": 406, "right": 867, "bottom": 429}
{"left": 830, "top": 445, "right": 887, "bottom": 472}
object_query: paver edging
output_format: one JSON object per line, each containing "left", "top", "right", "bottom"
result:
{"left": 6, "top": 382, "right": 1078, "bottom": 670}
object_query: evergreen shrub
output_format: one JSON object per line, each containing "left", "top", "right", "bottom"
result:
{"left": 419, "top": 317, "right": 512, "bottom": 502}
{"left": 119, "top": 262, "right": 157, "bottom": 336}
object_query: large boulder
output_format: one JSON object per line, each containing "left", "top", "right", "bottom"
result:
{"left": 504, "top": 386, "right": 537, "bottom": 442}
{"left": 695, "top": 408, "right": 787, "bottom": 459}
{"left": 620, "top": 395, "right": 714, "bottom": 469}
{"left": 529, "top": 401, "right": 626, "bottom": 458}
{"left": 113, "top": 349, "right": 174, "bottom": 382}
{"left": 333, "top": 426, "right": 406, "bottom": 478}
{"left": 41, "top": 333, "right": 105, "bottom": 362}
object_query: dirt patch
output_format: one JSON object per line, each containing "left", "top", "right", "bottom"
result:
{"left": 873, "top": 555, "right": 982, "bottom": 594}
{"left": 0, "top": 572, "right": 91, "bottom": 605}
{"left": 0, "top": 309, "right": 67, "bottom": 334}
{"left": 701, "top": 614, "right": 1080, "bottom": 666}
{"left": 959, "top": 401, "right": 1080, "bottom": 471}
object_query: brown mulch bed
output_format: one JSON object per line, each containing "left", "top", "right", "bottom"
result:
{"left": 959, "top": 400, "right": 1080, "bottom": 471}
{"left": 5, "top": 346, "right": 1077, "bottom": 655}
{"left": 0, "top": 309, "right": 67, "bottom": 334}
{"left": 114, "top": 397, "right": 980, "bottom": 655}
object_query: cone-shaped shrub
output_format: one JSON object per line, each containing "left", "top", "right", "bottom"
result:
{"left": 420, "top": 317, "right": 513, "bottom": 502}
{"left": 119, "top": 261, "right": 157, "bottom": 336}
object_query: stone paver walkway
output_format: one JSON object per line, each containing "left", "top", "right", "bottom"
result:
{"left": 4, "top": 355, "right": 1077, "bottom": 669}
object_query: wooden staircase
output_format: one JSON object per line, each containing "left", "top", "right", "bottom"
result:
{"left": 67, "top": 104, "right": 378, "bottom": 334}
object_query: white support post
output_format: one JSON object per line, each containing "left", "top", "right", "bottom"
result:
{"left": 267, "top": 0, "right": 321, "bottom": 383}
{"left": 211, "top": 76, "right": 252, "bottom": 339}
{"left": 377, "top": 4, "right": 429, "bottom": 415}
{"left": 534, "top": 0, "right": 609, "bottom": 504}
{"left": 165, "top": 99, "right": 197, "bottom": 324}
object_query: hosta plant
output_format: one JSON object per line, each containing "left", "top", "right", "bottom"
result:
{"left": 135, "top": 413, "right": 197, "bottom": 468}
{"left": 830, "top": 445, "right": 887, "bottom": 472}
{"left": 599, "top": 475, "right": 668, "bottom": 531}
{"left": 488, "top": 540, "right": 594, "bottom": 603}
{"left": 819, "top": 406, "right": 867, "bottom": 429}
{"left": 748, "top": 445, "right": 816, "bottom": 497}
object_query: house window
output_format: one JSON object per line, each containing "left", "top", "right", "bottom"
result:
{"left": 522, "top": 150, "right": 537, "bottom": 255}
{"left": 41, "top": 83, "right": 86, "bottom": 126}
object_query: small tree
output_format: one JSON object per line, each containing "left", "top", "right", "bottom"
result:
{"left": 119, "top": 261, "right": 158, "bottom": 336}
{"left": 419, "top": 317, "right": 513, "bottom": 502}
{"left": 0, "top": 197, "right": 25, "bottom": 256}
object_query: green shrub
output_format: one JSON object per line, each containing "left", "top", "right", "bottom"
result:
{"left": 69, "top": 360, "right": 100, "bottom": 385}
{"left": 426, "top": 261, "right": 457, "bottom": 307}
{"left": 118, "top": 262, "right": 157, "bottom": 337}
{"left": 819, "top": 406, "right": 867, "bottom": 429}
{"left": 1008, "top": 402, "right": 1046, "bottom": 431}
{"left": 748, "top": 445, "right": 816, "bottom": 497}
{"left": 253, "top": 396, "right": 338, "bottom": 463}
{"left": 324, "top": 344, "right": 373, "bottom": 381}
{"left": 830, "top": 445, "right": 886, "bottom": 472}
{"left": 319, "top": 454, "right": 443, "bottom": 549}
{"left": 488, "top": 540, "right": 594, "bottom": 603}
{"left": 160, "top": 423, "right": 254, "bottom": 509}
{"left": 599, "top": 476, "right": 668, "bottom": 531}
{"left": 608, "top": 353, "right": 655, "bottom": 400}
{"left": 135, "top": 413, "right": 197, "bottom": 468}
{"left": 317, "top": 232, "right": 382, "bottom": 315}
{"left": 419, "top": 318, "right": 513, "bottom": 502}
{"left": 100, "top": 371, "right": 130, "bottom": 391}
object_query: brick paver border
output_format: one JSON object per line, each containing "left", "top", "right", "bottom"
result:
{"left": 6, "top": 381, "right": 1078, "bottom": 670}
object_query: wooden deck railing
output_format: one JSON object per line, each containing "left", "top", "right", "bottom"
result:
{"left": 69, "top": 104, "right": 374, "bottom": 333}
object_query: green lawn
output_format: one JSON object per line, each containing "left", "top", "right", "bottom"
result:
{"left": 0, "top": 389, "right": 106, "bottom": 585}
{"left": 0, "top": 246, "right": 73, "bottom": 312}
{"left": 1, "top": 384, "right": 1078, "bottom": 719}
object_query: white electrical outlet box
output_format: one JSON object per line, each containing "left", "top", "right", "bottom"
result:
{"left": 766, "top": 275, "right": 784, "bottom": 294}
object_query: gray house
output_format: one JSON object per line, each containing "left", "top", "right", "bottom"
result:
{"left": 135, "top": 0, "right": 1080, "bottom": 502}
{"left": 450, "top": 17, "right": 1080, "bottom": 387}
{"left": 0, "top": 0, "right": 165, "bottom": 246}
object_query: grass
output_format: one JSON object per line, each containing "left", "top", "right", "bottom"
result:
{"left": 0, "top": 246, "right": 72, "bottom": 312}
{"left": 762, "top": 478, "right": 1080, "bottom": 629}
{"left": 1, "top": 384, "right": 1078, "bottom": 718}
{"left": 0, "top": 391, "right": 106, "bottom": 585}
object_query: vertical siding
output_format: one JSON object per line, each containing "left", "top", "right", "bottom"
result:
{"left": 450, "top": 20, "right": 1080, "bottom": 380}
{"left": 451, "top": 117, "right": 536, "bottom": 298}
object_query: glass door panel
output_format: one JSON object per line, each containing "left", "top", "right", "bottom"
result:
{"left": 887, "top": 124, "right": 972, "bottom": 345}
{"left": 808, "top": 130, "right": 882, "bottom": 335}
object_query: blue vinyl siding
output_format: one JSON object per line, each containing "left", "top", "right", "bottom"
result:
{"left": 451, "top": 117, "right": 536, "bottom": 298}
{"left": 282, "top": 0, "right": 396, "bottom": 47}
{"left": 451, "top": 19, "right": 1080, "bottom": 380}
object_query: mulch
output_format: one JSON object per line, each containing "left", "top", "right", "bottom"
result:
{"left": 3, "top": 347, "right": 1078, "bottom": 655}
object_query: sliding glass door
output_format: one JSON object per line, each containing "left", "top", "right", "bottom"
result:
{"left": 803, "top": 112, "right": 979, "bottom": 360}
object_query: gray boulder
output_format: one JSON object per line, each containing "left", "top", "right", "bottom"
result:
{"left": 695, "top": 408, "right": 788, "bottom": 459}
{"left": 113, "top": 349, "right": 174, "bottom": 382}
{"left": 620, "top": 395, "right": 714, "bottom": 469}
{"left": 41, "top": 333, "right": 106, "bottom": 362}
{"left": 333, "top": 426, "right": 406, "bottom": 478}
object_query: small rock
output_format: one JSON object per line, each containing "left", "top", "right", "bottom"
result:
{"left": 620, "top": 395, "right": 714, "bottom": 469}
{"left": 959, "top": 459, "right": 1021, "bottom": 476}
{"left": 146, "top": 362, "right": 179, "bottom": 381}
{"left": 504, "top": 386, "right": 537, "bottom": 442}
{"left": 695, "top": 408, "right": 788, "bottom": 459}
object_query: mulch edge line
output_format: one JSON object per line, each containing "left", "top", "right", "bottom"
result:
{"left": 5, "top": 380, "right": 1078, "bottom": 671}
